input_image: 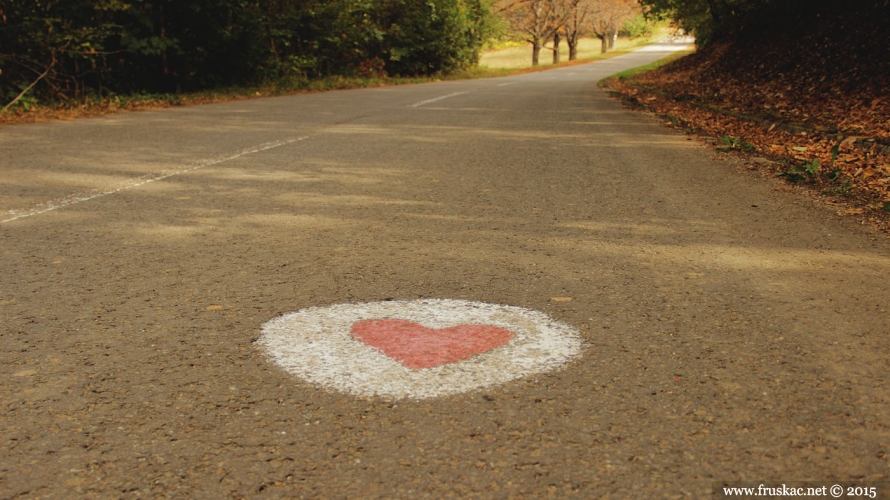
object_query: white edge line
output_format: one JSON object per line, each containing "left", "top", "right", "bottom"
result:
{"left": 1, "top": 136, "right": 310, "bottom": 224}
{"left": 408, "top": 91, "right": 472, "bottom": 108}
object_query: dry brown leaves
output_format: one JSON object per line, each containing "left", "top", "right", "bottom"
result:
{"left": 602, "top": 3, "right": 890, "bottom": 231}
{"left": 605, "top": 75, "right": 890, "bottom": 231}
{"left": 602, "top": 2, "right": 890, "bottom": 230}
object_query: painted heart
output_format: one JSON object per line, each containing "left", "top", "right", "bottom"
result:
{"left": 350, "top": 319, "right": 515, "bottom": 370}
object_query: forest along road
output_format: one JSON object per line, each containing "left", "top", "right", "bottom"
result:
{"left": 2, "top": 40, "right": 889, "bottom": 498}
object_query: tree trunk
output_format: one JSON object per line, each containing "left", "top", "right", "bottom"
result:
{"left": 532, "top": 39, "right": 541, "bottom": 66}
{"left": 599, "top": 35, "right": 608, "bottom": 53}
{"left": 552, "top": 32, "right": 560, "bottom": 64}
{"left": 608, "top": 31, "right": 617, "bottom": 50}
{"left": 565, "top": 30, "right": 578, "bottom": 61}
{"left": 161, "top": 27, "right": 169, "bottom": 76}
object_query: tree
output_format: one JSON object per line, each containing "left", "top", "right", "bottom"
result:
{"left": 638, "top": 0, "right": 714, "bottom": 42}
{"left": 549, "top": 0, "right": 579, "bottom": 63}
{"left": 496, "top": 0, "right": 579, "bottom": 65}
{"left": 588, "top": 0, "right": 639, "bottom": 53}
{"left": 377, "top": 0, "right": 495, "bottom": 75}
{"left": 0, "top": 0, "right": 128, "bottom": 108}
{"left": 563, "top": 0, "right": 595, "bottom": 60}
{"left": 637, "top": 0, "right": 809, "bottom": 45}
{"left": 1, "top": 0, "right": 495, "bottom": 107}
{"left": 561, "top": 0, "right": 640, "bottom": 58}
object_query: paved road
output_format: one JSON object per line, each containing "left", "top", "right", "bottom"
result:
{"left": 2, "top": 41, "right": 889, "bottom": 498}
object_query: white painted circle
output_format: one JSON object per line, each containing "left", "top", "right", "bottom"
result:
{"left": 257, "top": 299, "right": 582, "bottom": 399}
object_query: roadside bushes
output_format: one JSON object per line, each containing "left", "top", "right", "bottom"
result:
{"left": 0, "top": 0, "right": 494, "bottom": 108}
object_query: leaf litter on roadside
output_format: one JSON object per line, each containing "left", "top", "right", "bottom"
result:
{"left": 601, "top": 7, "right": 890, "bottom": 232}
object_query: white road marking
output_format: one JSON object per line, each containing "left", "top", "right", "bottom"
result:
{"left": 497, "top": 82, "right": 518, "bottom": 87}
{"left": 408, "top": 91, "right": 472, "bottom": 108}
{"left": 258, "top": 299, "right": 583, "bottom": 399}
{"left": 1, "top": 136, "right": 310, "bottom": 224}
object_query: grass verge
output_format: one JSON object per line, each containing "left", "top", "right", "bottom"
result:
{"left": 597, "top": 49, "right": 695, "bottom": 86}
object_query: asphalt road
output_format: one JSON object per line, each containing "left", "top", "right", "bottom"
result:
{"left": 2, "top": 41, "right": 889, "bottom": 498}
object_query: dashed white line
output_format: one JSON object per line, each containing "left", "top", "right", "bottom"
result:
{"left": 408, "top": 91, "right": 472, "bottom": 108}
{"left": 1, "top": 136, "right": 310, "bottom": 224}
{"left": 497, "top": 82, "right": 518, "bottom": 87}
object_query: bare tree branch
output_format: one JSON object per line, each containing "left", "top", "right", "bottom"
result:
{"left": 3, "top": 54, "right": 55, "bottom": 111}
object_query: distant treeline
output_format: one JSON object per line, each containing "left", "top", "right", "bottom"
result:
{"left": 0, "top": 0, "right": 493, "bottom": 105}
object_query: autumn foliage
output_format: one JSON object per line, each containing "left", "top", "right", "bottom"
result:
{"left": 495, "top": 0, "right": 641, "bottom": 65}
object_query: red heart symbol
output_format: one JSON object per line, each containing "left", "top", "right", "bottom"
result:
{"left": 350, "top": 319, "right": 515, "bottom": 370}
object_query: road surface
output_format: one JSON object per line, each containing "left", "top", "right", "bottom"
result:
{"left": 2, "top": 40, "right": 889, "bottom": 498}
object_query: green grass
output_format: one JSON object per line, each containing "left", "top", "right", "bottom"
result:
{"left": 600, "top": 49, "right": 694, "bottom": 83}
{"left": 478, "top": 25, "right": 674, "bottom": 69}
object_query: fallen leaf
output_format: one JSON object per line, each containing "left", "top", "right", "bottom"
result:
{"left": 840, "top": 136, "right": 859, "bottom": 150}
{"left": 206, "top": 305, "right": 223, "bottom": 311}
{"left": 550, "top": 297, "right": 573, "bottom": 302}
